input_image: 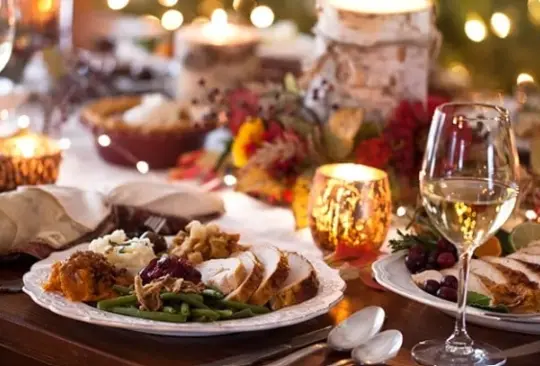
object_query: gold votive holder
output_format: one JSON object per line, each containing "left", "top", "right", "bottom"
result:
{"left": 0, "top": 132, "right": 62, "bottom": 192}
{"left": 308, "top": 163, "right": 392, "bottom": 256}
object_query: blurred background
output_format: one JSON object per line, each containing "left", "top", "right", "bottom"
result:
{"left": 5, "top": 0, "right": 540, "bottom": 93}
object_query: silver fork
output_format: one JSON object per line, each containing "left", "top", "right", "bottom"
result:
{"left": 144, "top": 215, "right": 167, "bottom": 234}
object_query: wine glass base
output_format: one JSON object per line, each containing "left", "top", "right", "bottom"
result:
{"left": 412, "top": 340, "right": 506, "bottom": 366}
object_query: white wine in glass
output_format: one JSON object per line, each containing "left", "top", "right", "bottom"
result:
{"left": 413, "top": 103, "right": 520, "bottom": 366}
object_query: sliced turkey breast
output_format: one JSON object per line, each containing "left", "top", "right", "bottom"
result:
{"left": 226, "top": 251, "right": 264, "bottom": 303}
{"left": 509, "top": 251, "right": 540, "bottom": 266}
{"left": 269, "top": 252, "right": 319, "bottom": 310}
{"left": 411, "top": 270, "right": 444, "bottom": 286}
{"left": 482, "top": 257, "right": 540, "bottom": 286}
{"left": 470, "top": 259, "right": 508, "bottom": 285}
{"left": 196, "top": 258, "right": 246, "bottom": 295}
{"left": 248, "top": 245, "right": 290, "bottom": 306}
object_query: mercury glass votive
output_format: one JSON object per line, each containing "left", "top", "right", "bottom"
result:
{"left": 308, "top": 163, "right": 392, "bottom": 254}
{"left": 0, "top": 132, "right": 62, "bottom": 192}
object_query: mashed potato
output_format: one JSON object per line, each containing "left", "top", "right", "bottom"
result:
{"left": 88, "top": 230, "right": 156, "bottom": 275}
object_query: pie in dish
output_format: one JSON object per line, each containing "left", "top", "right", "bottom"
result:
{"left": 80, "top": 94, "right": 216, "bottom": 168}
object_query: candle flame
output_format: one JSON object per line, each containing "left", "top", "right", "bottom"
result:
{"left": 329, "top": 0, "right": 432, "bottom": 14}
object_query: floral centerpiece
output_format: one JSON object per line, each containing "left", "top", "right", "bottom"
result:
{"left": 170, "top": 75, "right": 449, "bottom": 229}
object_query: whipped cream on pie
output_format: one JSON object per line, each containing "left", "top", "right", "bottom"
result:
{"left": 123, "top": 94, "right": 181, "bottom": 127}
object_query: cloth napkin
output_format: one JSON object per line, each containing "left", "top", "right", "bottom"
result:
{"left": 0, "top": 182, "right": 225, "bottom": 259}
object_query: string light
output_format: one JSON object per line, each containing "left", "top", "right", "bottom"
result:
{"left": 211, "top": 9, "right": 228, "bottom": 25}
{"left": 223, "top": 174, "right": 237, "bottom": 187}
{"left": 97, "top": 134, "right": 111, "bottom": 147}
{"left": 158, "top": 0, "right": 178, "bottom": 6}
{"left": 464, "top": 15, "right": 487, "bottom": 43}
{"left": 490, "top": 12, "right": 511, "bottom": 38}
{"left": 250, "top": 5, "right": 275, "bottom": 28}
{"left": 107, "top": 0, "right": 129, "bottom": 11}
{"left": 232, "top": 0, "right": 242, "bottom": 10}
{"left": 136, "top": 161, "right": 150, "bottom": 174}
{"left": 517, "top": 73, "right": 535, "bottom": 85}
{"left": 526, "top": 210, "right": 538, "bottom": 221}
{"left": 17, "top": 115, "right": 30, "bottom": 129}
{"left": 396, "top": 206, "right": 407, "bottom": 217}
{"left": 57, "top": 138, "right": 71, "bottom": 150}
{"left": 161, "top": 9, "right": 184, "bottom": 30}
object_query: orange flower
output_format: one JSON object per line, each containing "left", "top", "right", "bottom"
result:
{"left": 231, "top": 118, "right": 265, "bottom": 168}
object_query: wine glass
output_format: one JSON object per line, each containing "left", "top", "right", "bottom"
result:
{"left": 413, "top": 103, "right": 520, "bottom": 366}
{"left": 0, "top": 0, "right": 14, "bottom": 72}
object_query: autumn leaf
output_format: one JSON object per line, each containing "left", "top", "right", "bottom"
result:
{"left": 292, "top": 172, "right": 314, "bottom": 230}
{"left": 323, "top": 107, "right": 364, "bottom": 161}
{"left": 235, "top": 167, "right": 287, "bottom": 203}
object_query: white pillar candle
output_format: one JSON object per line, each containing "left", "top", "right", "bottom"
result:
{"left": 174, "top": 17, "right": 261, "bottom": 105}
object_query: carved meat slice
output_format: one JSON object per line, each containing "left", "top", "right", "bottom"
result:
{"left": 411, "top": 270, "right": 444, "bottom": 286}
{"left": 508, "top": 252, "right": 540, "bottom": 266}
{"left": 483, "top": 257, "right": 540, "bottom": 286}
{"left": 248, "top": 245, "right": 290, "bottom": 306}
{"left": 226, "top": 251, "right": 264, "bottom": 303}
{"left": 269, "top": 252, "right": 319, "bottom": 310}
{"left": 196, "top": 258, "right": 246, "bottom": 295}
{"left": 470, "top": 259, "right": 508, "bottom": 285}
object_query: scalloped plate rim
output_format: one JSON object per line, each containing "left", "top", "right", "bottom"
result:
{"left": 23, "top": 243, "right": 346, "bottom": 337}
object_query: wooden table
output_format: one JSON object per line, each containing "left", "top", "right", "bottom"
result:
{"left": 0, "top": 259, "right": 536, "bottom": 366}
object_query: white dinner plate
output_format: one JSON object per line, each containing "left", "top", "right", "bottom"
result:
{"left": 23, "top": 243, "right": 346, "bottom": 337}
{"left": 373, "top": 251, "right": 540, "bottom": 335}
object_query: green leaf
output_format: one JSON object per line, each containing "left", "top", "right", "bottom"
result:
{"left": 284, "top": 73, "right": 300, "bottom": 95}
{"left": 466, "top": 291, "right": 509, "bottom": 313}
{"left": 467, "top": 291, "right": 491, "bottom": 307}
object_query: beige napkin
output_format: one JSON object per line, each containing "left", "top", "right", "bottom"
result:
{"left": 0, "top": 182, "right": 225, "bottom": 259}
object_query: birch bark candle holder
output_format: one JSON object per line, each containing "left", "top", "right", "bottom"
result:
{"left": 174, "top": 19, "right": 261, "bottom": 105}
{"left": 303, "top": 0, "right": 439, "bottom": 122}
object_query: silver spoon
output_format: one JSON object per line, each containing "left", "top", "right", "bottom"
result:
{"left": 264, "top": 306, "right": 386, "bottom": 366}
{"left": 327, "top": 330, "right": 403, "bottom": 366}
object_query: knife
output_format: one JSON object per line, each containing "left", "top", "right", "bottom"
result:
{"left": 198, "top": 326, "right": 332, "bottom": 366}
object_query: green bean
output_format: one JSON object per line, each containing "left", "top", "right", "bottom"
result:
{"left": 107, "top": 307, "right": 187, "bottom": 322}
{"left": 218, "top": 300, "right": 270, "bottom": 314}
{"left": 163, "top": 306, "right": 176, "bottom": 314}
{"left": 193, "top": 316, "right": 208, "bottom": 322}
{"left": 202, "top": 288, "right": 225, "bottom": 299}
{"left": 191, "top": 308, "right": 220, "bottom": 321}
{"left": 229, "top": 309, "right": 255, "bottom": 319}
{"left": 97, "top": 295, "right": 137, "bottom": 310}
{"left": 215, "top": 309, "right": 234, "bottom": 319}
{"left": 112, "top": 285, "right": 132, "bottom": 295}
{"left": 179, "top": 302, "right": 190, "bottom": 317}
{"left": 160, "top": 293, "right": 209, "bottom": 309}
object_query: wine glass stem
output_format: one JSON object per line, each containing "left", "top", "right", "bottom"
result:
{"left": 445, "top": 248, "right": 474, "bottom": 356}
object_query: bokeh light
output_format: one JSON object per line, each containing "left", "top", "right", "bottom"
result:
{"left": 490, "top": 12, "right": 511, "bottom": 38}
{"left": 250, "top": 5, "right": 275, "bottom": 28}
{"left": 158, "top": 0, "right": 178, "bottom": 6}
{"left": 211, "top": 8, "right": 228, "bottom": 25}
{"left": 107, "top": 0, "right": 129, "bottom": 11}
{"left": 98, "top": 134, "right": 111, "bottom": 147}
{"left": 136, "top": 161, "right": 150, "bottom": 174}
{"left": 529, "top": 0, "right": 540, "bottom": 25}
{"left": 17, "top": 115, "right": 30, "bottom": 129}
{"left": 161, "top": 9, "right": 184, "bottom": 30}
{"left": 517, "top": 73, "right": 535, "bottom": 85}
{"left": 223, "top": 174, "right": 237, "bottom": 186}
{"left": 465, "top": 16, "right": 487, "bottom": 43}
{"left": 58, "top": 138, "right": 71, "bottom": 150}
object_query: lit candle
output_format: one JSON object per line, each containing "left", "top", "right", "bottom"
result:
{"left": 177, "top": 12, "right": 260, "bottom": 46}
{"left": 1, "top": 132, "right": 61, "bottom": 158}
{"left": 329, "top": 0, "right": 431, "bottom": 13}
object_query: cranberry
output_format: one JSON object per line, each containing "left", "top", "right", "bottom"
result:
{"left": 423, "top": 280, "right": 440, "bottom": 295}
{"left": 437, "top": 286, "right": 458, "bottom": 302}
{"left": 437, "top": 252, "right": 456, "bottom": 269}
{"left": 441, "top": 275, "right": 458, "bottom": 290}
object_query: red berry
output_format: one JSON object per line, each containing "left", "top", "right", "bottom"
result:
{"left": 437, "top": 252, "right": 456, "bottom": 269}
